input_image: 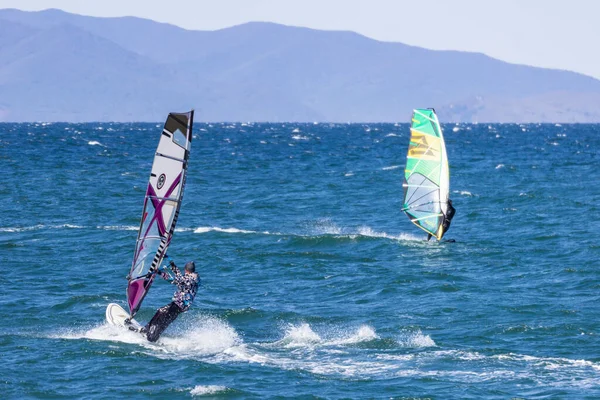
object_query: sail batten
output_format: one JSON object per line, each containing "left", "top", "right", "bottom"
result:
{"left": 410, "top": 214, "right": 444, "bottom": 222}
{"left": 156, "top": 153, "right": 187, "bottom": 163}
{"left": 126, "top": 110, "right": 194, "bottom": 317}
{"left": 401, "top": 108, "right": 450, "bottom": 240}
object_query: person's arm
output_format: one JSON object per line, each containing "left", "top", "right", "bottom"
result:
{"left": 156, "top": 264, "right": 174, "bottom": 281}
{"left": 161, "top": 255, "right": 182, "bottom": 282}
{"left": 169, "top": 262, "right": 186, "bottom": 286}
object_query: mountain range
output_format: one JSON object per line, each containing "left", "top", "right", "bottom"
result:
{"left": 1, "top": 8, "right": 599, "bottom": 122}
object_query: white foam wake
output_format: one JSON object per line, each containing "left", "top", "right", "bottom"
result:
{"left": 190, "top": 385, "right": 228, "bottom": 396}
{"left": 0, "top": 224, "right": 145, "bottom": 232}
{"left": 276, "top": 323, "right": 321, "bottom": 347}
{"left": 397, "top": 329, "right": 437, "bottom": 347}
{"left": 0, "top": 224, "right": 45, "bottom": 232}
{"left": 232, "top": 323, "right": 422, "bottom": 378}
{"left": 0, "top": 224, "right": 85, "bottom": 232}
{"left": 57, "top": 323, "right": 149, "bottom": 346}
{"left": 53, "top": 318, "right": 600, "bottom": 386}
{"left": 327, "top": 325, "right": 379, "bottom": 346}
{"left": 273, "top": 323, "right": 378, "bottom": 349}
{"left": 56, "top": 313, "right": 241, "bottom": 357}
{"left": 157, "top": 315, "right": 241, "bottom": 356}
{"left": 292, "top": 134, "right": 309, "bottom": 140}
{"left": 356, "top": 226, "right": 423, "bottom": 242}
{"left": 97, "top": 225, "right": 138, "bottom": 231}
{"left": 309, "top": 220, "right": 423, "bottom": 242}
{"left": 1, "top": 224, "right": 202, "bottom": 233}
{"left": 453, "top": 190, "right": 474, "bottom": 196}
{"left": 193, "top": 226, "right": 258, "bottom": 234}
{"left": 0, "top": 222, "right": 422, "bottom": 244}
{"left": 311, "top": 218, "right": 342, "bottom": 235}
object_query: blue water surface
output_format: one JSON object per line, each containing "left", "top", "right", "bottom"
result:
{"left": 1, "top": 122, "right": 599, "bottom": 399}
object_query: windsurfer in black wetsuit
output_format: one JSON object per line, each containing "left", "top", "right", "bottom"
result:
{"left": 134, "top": 257, "right": 199, "bottom": 342}
{"left": 427, "top": 199, "right": 456, "bottom": 241}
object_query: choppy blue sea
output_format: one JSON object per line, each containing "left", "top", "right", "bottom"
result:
{"left": 1, "top": 121, "right": 600, "bottom": 399}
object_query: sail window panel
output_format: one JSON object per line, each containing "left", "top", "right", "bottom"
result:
{"left": 132, "top": 237, "right": 162, "bottom": 278}
{"left": 172, "top": 128, "right": 188, "bottom": 149}
{"left": 160, "top": 201, "right": 178, "bottom": 233}
{"left": 140, "top": 203, "right": 159, "bottom": 236}
{"left": 405, "top": 189, "right": 441, "bottom": 214}
{"left": 404, "top": 172, "right": 442, "bottom": 235}
{"left": 405, "top": 173, "right": 441, "bottom": 202}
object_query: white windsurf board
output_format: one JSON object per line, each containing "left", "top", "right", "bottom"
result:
{"left": 106, "top": 303, "right": 142, "bottom": 330}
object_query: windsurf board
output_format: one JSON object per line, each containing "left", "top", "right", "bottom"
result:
{"left": 106, "top": 303, "right": 142, "bottom": 330}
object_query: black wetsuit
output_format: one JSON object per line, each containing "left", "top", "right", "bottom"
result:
{"left": 143, "top": 263, "right": 199, "bottom": 342}
{"left": 144, "top": 302, "right": 182, "bottom": 342}
{"left": 427, "top": 201, "right": 456, "bottom": 241}
{"left": 442, "top": 201, "right": 456, "bottom": 236}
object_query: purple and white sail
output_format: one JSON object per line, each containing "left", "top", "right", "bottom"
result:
{"left": 127, "top": 111, "right": 194, "bottom": 317}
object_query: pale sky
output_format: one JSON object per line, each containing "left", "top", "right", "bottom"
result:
{"left": 1, "top": 0, "right": 599, "bottom": 80}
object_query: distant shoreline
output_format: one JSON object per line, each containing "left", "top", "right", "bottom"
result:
{"left": 2, "top": 8, "right": 600, "bottom": 123}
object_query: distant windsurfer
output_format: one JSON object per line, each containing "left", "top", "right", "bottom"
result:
{"left": 131, "top": 257, "right": 199, "bottom": 342}
{"left": 427, "top": 199, "right": 456, "bottom": 241}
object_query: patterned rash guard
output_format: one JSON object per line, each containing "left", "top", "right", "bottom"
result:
{"left": 158, "top": 264, "right": 199, "bottom": 311}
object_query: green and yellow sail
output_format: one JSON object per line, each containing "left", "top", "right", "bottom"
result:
{"left": 401, "top": 108, "right": 450, "bottom": 240}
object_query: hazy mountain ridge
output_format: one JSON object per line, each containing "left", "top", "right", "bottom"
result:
{"left": 1, "top": 8, "right": 599, "bottom": 122}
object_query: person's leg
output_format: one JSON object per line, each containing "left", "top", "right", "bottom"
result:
{"left": 144, "top": 304, "right": 170, "bottom": 329}
{"left": 145, "top": 302, "right": 182, "bottom": 342}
